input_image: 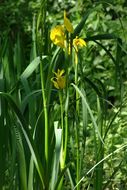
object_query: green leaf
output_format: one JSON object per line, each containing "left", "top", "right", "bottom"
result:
{"left": 50, "top": 121, "right": 62, "bottom": 190}
{"left": 13, "top": 125, "right": 27, "bottom": 190}
{"left": 0, "top": 92, "right": 45, "bottom": 188}
{"left": 85, "top": 33, "right": 118, "bottom": 42}
{"left": 73, "top": 9, "right": 93, "bottom": 37}
{"left": 20, "top": 56, "right": 47, "bottom": 80}
{"left": 71, "top": 83, "right": 104, "bottom": 144}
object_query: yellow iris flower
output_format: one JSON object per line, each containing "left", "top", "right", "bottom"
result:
{"left": 64, "top": 11, "right": 74, "bottom": 33}
{"left": 50, "top": 11, "right": 74, "bottom": 48}
{"left": 51, "top": 69, "right": 66, "bottom": 89}
{"left": 73, "top": 36, "right": 86, "bottom": 52}
{"left": 50, "top": 25, "right": 65, "bottom": 48}
{"left": 50, "top": 12, "right": 86, "bottom": 54}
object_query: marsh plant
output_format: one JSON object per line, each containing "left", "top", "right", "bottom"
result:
{"left": 0, "top": 0, "right": 127, "bottom": 190}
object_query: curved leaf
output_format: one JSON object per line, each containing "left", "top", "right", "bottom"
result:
{"left": 20, "top": 56, "right": 47, "bottom": 80}
{"left": 71, "top": 83, "right": 104, "bottom": 144}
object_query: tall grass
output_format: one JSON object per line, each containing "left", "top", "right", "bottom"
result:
{"left": 0, "top": 1, "right": 127, "bottom": 189}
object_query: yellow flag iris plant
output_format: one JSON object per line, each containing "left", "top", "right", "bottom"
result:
{"left": 50, "top": 11, "right": 87, "bottom": 189}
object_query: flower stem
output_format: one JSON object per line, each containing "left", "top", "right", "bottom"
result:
{"left": 64, "top": 91, "right": 69, "bottom": 165}
{"left": 39, "top": 0, "right": 49, "bottom": 179}
{"left": 59, "top": 90, "right": 64, "bottom": 169}
{"left": 74, "top": 52, "right": 80, "bottom": 190}
{"left": 40, "top": 61, "right": 48, "bottom": 163}
{"left": 58, "top": 90, "right": 64, "bottom": 189}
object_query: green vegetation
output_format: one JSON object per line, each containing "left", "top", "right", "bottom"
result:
{"left": 0, "top": 0, "right": 127, "bottom": 189}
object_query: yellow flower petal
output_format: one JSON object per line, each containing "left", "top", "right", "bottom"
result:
{"left": 50, "top": 25, "right": 65, "bottom": 48}
{"left": 51, "top": 69, "right": 66, "bottom": 89}
{"left": 58, "top": 69, "right": 65, "bottom": 76}
{"left": 57, "top": 77, "right": 66, "bottom": 89}
{"left": 52, "top": 80, "right": 60, "bottom": 89}
{"left": 64, "top": 11, "right": 74, "bottom": 33}
{"left": 73, "top": 36, "right": 86, "bottom": 52}
{"left": 50, "top": 25, "right": 64, "bottom": 40}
